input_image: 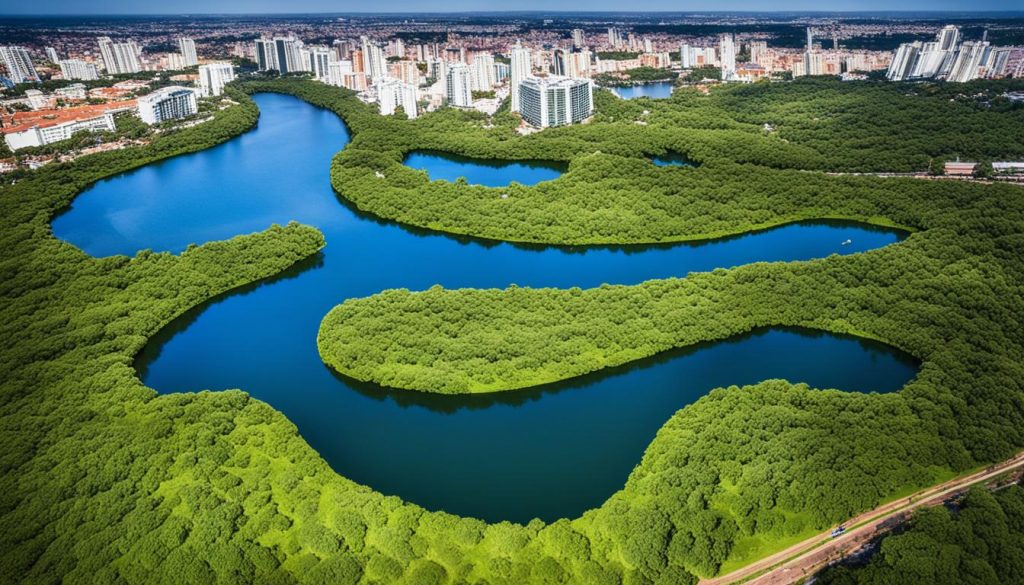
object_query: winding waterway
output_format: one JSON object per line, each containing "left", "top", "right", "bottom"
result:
{"left": 53, "top": 93, "right": 917, "bottom": 523}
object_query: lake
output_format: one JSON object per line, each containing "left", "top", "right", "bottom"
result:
{"left": 404, "top": 150, "right": 566, "bottom": 186}
{"left": 53, "top": 93, "right": 917, "bottom": 523}
{"left": 612, "top": 81, "right": 675, "bottom": 99}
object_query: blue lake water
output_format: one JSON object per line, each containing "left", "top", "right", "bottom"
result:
{"left": 651, "top": 152, "right": 695, "bottom": 167}
{"left": 612, "top": 81, "right": 675, "bottom": 99}
{"left": 404, "top": 150, "right": 566, "bottom": 186}
{"left": 53, "top": 93, "right": 917, "bottom": 523}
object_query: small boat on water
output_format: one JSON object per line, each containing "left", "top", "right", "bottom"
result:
{"left": 841, "top": 239, "right": 853, "bottom": 246}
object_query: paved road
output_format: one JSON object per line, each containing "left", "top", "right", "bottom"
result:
{"left": 701, "top": 451, "right": 1024, "bottom": 585}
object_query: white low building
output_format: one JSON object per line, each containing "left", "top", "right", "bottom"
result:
{"left": 137, "top": 86, "right": 197, "bottom": 125}
{"left": 4, "top": 112, "right": 115, "bottom": 151}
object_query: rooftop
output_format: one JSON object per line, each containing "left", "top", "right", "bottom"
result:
{"left": 2, "top": 100, "right": 137, "bottom": 134}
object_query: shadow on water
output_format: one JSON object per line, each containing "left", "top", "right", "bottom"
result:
{"left": 327, "top": 326, "right": 921, "bottom": 415}
{"left": 134, "top": 251, "right": 325, "bottom": 381}
{"left": 332, "top": 191, "right": 908, "bottom": 256}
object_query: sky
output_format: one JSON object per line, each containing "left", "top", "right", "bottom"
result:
{"left": 2, "top": 0, "right": 1022, "bottom": 15}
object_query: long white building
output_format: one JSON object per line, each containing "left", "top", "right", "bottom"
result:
{"left": 518, "top": 76, "right": 593, "bottom": 128}
{"left": 446, "top": 63, "right": 473, "bottom": 108}
{"left": 1, "top": 46, "right": 40, "bottom": 84}
{"left": 4, "top": 112, "right": 115, "bottom": 151}
{"left": 59, "top": 59, "right": 99, "bottom": 81}
{"left": 98, "top": 37, "right": 141, "bottom": 75}
{"left": 198, "top": 63, "right": 235, "bottom": 97}
{"left": 138, "top": 86, "right": 197, "bottom": 125}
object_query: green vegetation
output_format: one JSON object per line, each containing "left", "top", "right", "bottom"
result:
{"left": 818, "top": 485, "right": 1024, "bottom": 584}
{"left": 3, "top": 75, "right": 1024, "bottom": 585}
{"left": 596, "top": 50, "right": 641, "bottom": 60}
{"left": 240, "top": 77, "right": 1024, "bottom": 245}
{"left": 595, "top": 67, "right": 677, "bottom": 87}
{"left": 682, "top": 66, "right": 722, "bottom": 82}
{"left": 471, "top": 90, "right": 496, "bottom": 100}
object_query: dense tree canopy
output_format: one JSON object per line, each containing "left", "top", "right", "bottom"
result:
{"left": 818, "top": 486, "right": 1024, "bottom": 585}
{"left": 1, "top": 76, "right": 1023, "bottom": 585}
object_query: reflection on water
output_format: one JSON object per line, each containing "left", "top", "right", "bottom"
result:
{"left": 58, "top": 93, "right": 915, "bottom": 523}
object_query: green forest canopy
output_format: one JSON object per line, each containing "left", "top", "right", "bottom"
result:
{"left": 1, "top": 77, "right": 1024, "bottom": 584}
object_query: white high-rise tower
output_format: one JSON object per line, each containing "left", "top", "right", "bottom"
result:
{"left": 509, "top": 41, "right": 531, "bottom": 113}
{"left": 179, "top": 38, "right": 198, "bottom": 67}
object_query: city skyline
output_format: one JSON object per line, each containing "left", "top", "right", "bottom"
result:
{"left": 3, "top": 2, "right": 1024, "bottom": 15}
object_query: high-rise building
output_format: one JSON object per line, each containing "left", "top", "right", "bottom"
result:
{"left": 391, "top": 60, "right": 420, "bottom": 86}
{"left": 719, "top": 34, "right": 737, "bottom": 81}
{"left": 98, "top": 37, "right": 141, "bottom": 75}
{"left": 446, "top": 63, "right": 473, "bottom": 108}
{"left": 361, "top": 37, "right": 387, "bottom": 81}
{"left": 509, "top": 41, "right": 531, "bottom": 112}
{"left": 887, "top": 42, "right": 921, "bottom": 80}
{"left": 254, "top": 37, "right": 306, "bottom": 74}
{"left": 198, "top": 62, "right": 235, "bottom": 97}
{"left": 947, "top": 41, "right": 989, "bottom": 83}
{"left": 376, "top": 77, "right": 418, "bottom": 118}
{"left": 0, "top": 46, "right": 40, "bottom": 83}
{"left": 572, "top": 29, "right": 585, "bottom": 49}
{"left": 309, "top": 47, "right": 334, "bottom": 80}
{"left": 567, "top": 50, "right": 592, "bottom": 79}
{"left": 255, "top": 39, "right": 278, "bottom": 71}
{"left": 886, "top": 25, "right": 990, "bottom": 83}
{"left": 518, "top": 76, "right": 593, "bottom": 128}
{"left": 679, "top": 44, "right": 693, "bottom": 68}
{"left": 59, "top": 59, "right": 99, "bottom": 81}
{"left": 494, "top": 62, "right": 510, "bottom": 82}
{"left": 138, "top": 86, "right": 198, "bottom": 125}
{"left": 937, "top": 25, "right": 962, "bottom": 51}
{"left": 45, "top": 47, "right": 60, "bottom": 63}
{"left": 749, "top": 41, "right": 768, "bottom": 66}
{"left": 179, "top": 38, "right": 198, "bottom": 67}
{"left": 551, "top": 48, "right": 567, "bottom": 76}
{"left": 802, "top": 28, "right": 818, "bottom": 77}
{"left": 326, "top": 60, "right": 352, "bottom": 86}
{"left": 274, "top": 37, "right": 305, "bottom": 74}
{"left": 471, "top": 54, "right": 495, "bottom": 91}
{"left": 643, "top": 38, "right": 654, "bottom": 54}
{"left": 607, "top": 28, "right": 621, "bottom": 49}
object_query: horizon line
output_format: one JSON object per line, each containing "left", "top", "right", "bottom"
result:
{"left": 3, "top": 9, "right": 1024, "bottom": 16}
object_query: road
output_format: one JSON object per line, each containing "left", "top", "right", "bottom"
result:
{"left": 701, "top": 450, "right": 1024, "bottom": 585}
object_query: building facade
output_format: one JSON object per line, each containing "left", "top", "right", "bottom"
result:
{"left": 198, "top": 63, "right": 235, "bottom": 97}
{"left": 446, "top": 63, "right": 473, "bottom": 108}
{"left": 509, "top": 41, "right": 531, "bottom": 112}
{"left": 1, "top": 46, "right": 40, "bottom": 84}
{"left": 179, "top": 38, "right": 198, "bottom": 67}
{"left": 4, "top": 112, "right": 115, "bottom": 151}
{"left": 138, "top": 86, "right": 198, "bottom": 125}
{"left": 98, "top": 37, "right": 141, "bottom": 75}
{"left": 518, "top": 76, "right": 593, "bottom": 128}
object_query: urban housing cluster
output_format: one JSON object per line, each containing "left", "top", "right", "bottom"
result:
{"left": 1, "top": 18, "right": 1022, "bottom": 162}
